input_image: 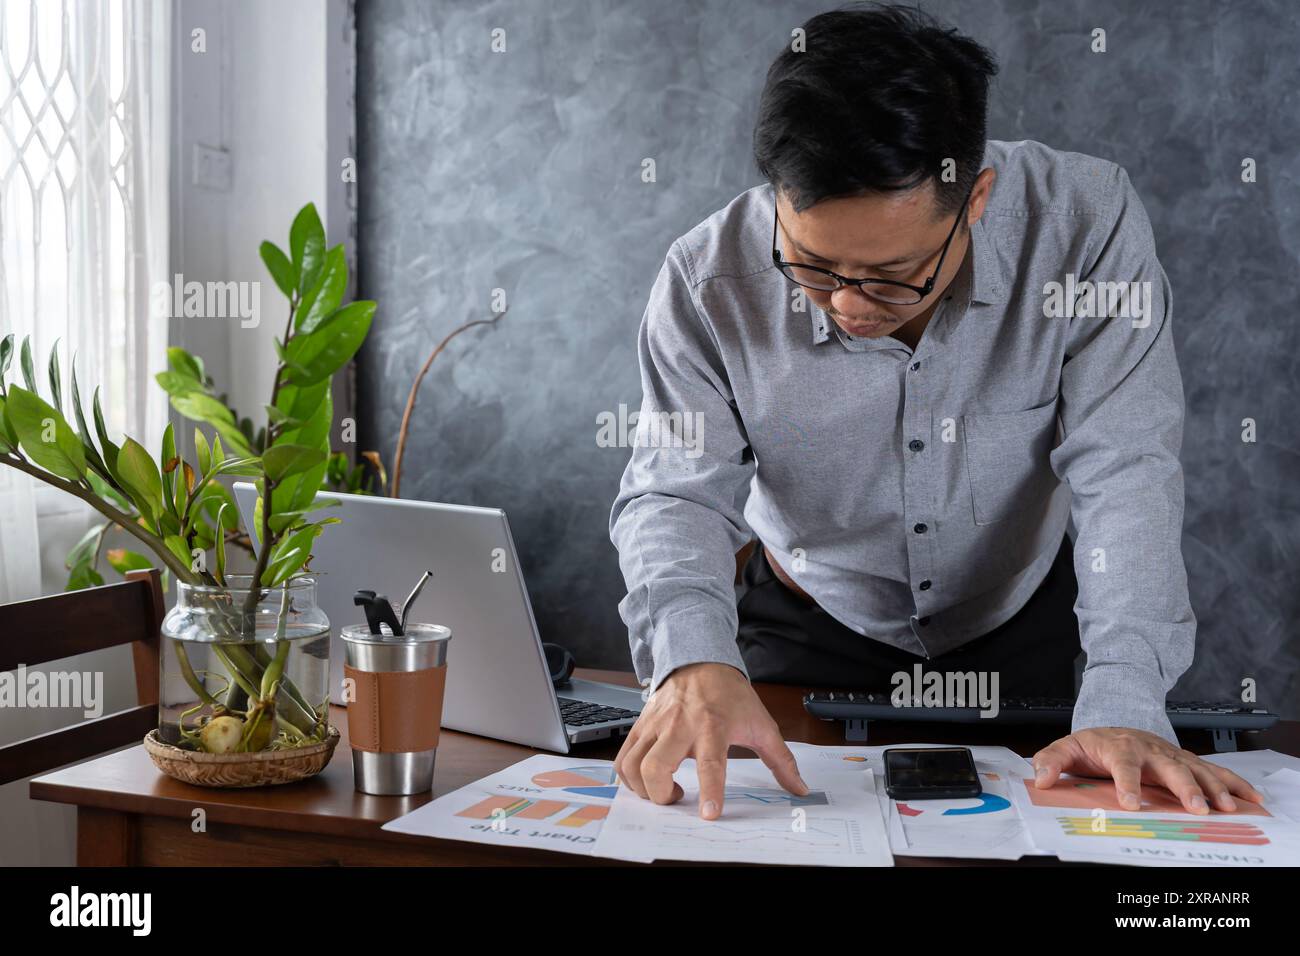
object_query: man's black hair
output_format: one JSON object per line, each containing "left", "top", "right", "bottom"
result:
{"left": 753, "top": 3, "right": 999, "bottom": 216}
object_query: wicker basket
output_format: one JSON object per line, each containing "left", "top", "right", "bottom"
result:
{"left": 143, "top": 726, "right": 340, "bottom": 788}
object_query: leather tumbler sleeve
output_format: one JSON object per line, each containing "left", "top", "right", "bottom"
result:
{"left": 344, "top": 663, "right": 448, "bottom": 753}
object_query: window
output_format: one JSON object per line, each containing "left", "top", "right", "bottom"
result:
{"left": 0, "top": 0, "right": 170, "bottom": 599}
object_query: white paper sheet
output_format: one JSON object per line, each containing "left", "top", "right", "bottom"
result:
{"left": 379, "top": 746, "right": 1300, "bottom": 867}
{"left": 381, "top": 754, "right": 621, "bottom": 857}
{"left": 786, "top": 741, "right": 1046, "bottom": 860}
{"left": 1009, "top": 761, "right": 1300, "bottom": 868}
{"left": 595, "top": 757, "right": 893, "bottom": 866}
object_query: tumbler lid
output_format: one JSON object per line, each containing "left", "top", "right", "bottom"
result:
{"left": 341, "top": 622, "right": 450, "bottom": 646}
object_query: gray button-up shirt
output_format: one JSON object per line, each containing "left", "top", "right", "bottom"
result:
{"left": 609, "top": 139, "right": 1195, "bottom": 745}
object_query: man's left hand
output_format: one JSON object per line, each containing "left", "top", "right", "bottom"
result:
{"left": 1032, "top": 727, "right": 1265, "bottom": 814}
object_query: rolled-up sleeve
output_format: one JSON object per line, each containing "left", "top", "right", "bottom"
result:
{"left": 1049, "top": 166, "right": 1197, "bottom": 746}
{"left": 609, "top": 239, "right": 756, "bottom": 693}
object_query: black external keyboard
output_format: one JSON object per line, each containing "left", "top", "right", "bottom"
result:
{"left": 558, "top": 697, "right": 640, "bottom": 727}
{"left": 802, "top": 692, "right": 1279, "bottom": 752}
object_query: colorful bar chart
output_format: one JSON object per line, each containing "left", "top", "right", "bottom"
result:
{"left": 1056, "top": 816, "right": 1270, "bottom": 845}
{"left": 455, "top": 795, "right": 610, "bottom": 828}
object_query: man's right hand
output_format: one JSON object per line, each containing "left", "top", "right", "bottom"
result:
{"left": 613, "top": 661, "right": 809, "bottom": 820}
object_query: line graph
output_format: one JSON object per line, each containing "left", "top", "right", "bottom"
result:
{"left": 657, "top": 816, "right": 866, "bottom": 855}
{"left": 722, "top": 786, "right": 830, "bottom": 808}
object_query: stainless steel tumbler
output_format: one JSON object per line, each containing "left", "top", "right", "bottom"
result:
{"left": 341, "top": 623, "right": 451, "bottom": 795}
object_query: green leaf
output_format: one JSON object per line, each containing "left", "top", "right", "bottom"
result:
{"left": 66, "top": 522, "right": 108, "bottom": 570}
{"left": 176, "top": 459, "right": 192, "bottom": 520}
{"left": 326, "top": 451, "right": 347, "bottom": 486}
{"left": 160, "top": 423, "right": 178, "bottom": 516}
{"left": 116, "top": 438, "right": 163, "bottom": 525}
{"left": 264, "top": 404, "right": 304, "bottom": 428}
{"left": 274, "top": 380, "right": 329, "bottom": 422}
{"left": 260, "top": 241, "right": 297, "bottom": 298}
{"left": 163, "top": 534, "right": 193, "bottom": 571}
{"left": 191, "top": 519, "right": 215, "bottom": 553}
{"left": 194, "top": 429, "right": 211, "bottom": 476}
{"left": 0, "top": 395, "right": 19, "bottom": 451}
{"left": 92, "top": 387, "right": 121, "bottom": 480}
{"left": 265, "top": 521, "right": 326, "bottom": 585}
{"left": 0, "top": 333, "right": 13, "bottom": 382}
{"left": 268, "top": 497, "right": 341, "bottom": 534}
{"left": 289, "top": 203, "right": 326, "bottom": 296}
{"left": 19, "top": 337, "right": 38, "bottom": 394}
{"left": 294, "top": 245, "right": 347, "bottom": 334}
{"left": 159, "top": 507, "right": 181, "bottom": 538}
{"left": 106, "top": 548, "right": 154, "bottom": 575}
{"left": 200, "top": 482, "right": 240, "bottom": 528}
{"left": 285, "top": 300, "right": 374, "bottom": 386}
{"left": 268, "top": 512, "right": 304, "bottom": 535}
{"left": 86, "top": 469, "right": 133, "bottom": 513}
{"left": 167, "top": 347, "right": 205, "bottom": 384}
{"left": 272, "top": 338, "right": 310, "bottom": 379}
{"left": 170, "top": 391, "right": 234, "bottom": 426}
{"left": 170, "top": 393, "right": 253, "bottom": 458}
{"left": 276, "top": 388, "right": 332, "bottom": 514}
{"left": 214, "top": 456, "right": 263, "bottom": 478}
{"left": 5, "top": 386, "right": 86, "bottom": 479}
{"left": 155, "top": 370, "right": 205, "bottom": 398}
{"left": 262, "top": 443, "right": 326, "bottom": 482}
{"left": 68, "top": 360, "right": 110, "bottom": 478}
{"left": 47, "top": 339, "right": 63, "bottom": 413}
{"left": 214, "top": 503, "right": 229, "bottom": 585}
{"left": 66, "top": 562, "right": 105, "bottom": 591}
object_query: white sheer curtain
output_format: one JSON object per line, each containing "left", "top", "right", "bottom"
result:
{"left": 0, "top": 0, "right": 170, "bottom": 601}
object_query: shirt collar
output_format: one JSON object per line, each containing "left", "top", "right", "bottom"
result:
{"left": 809, "top": 210, "right": 1007, "bottom": 346}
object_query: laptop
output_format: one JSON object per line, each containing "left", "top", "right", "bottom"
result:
{"left": 232, "top": 484, "right": 643, "bottom": 752}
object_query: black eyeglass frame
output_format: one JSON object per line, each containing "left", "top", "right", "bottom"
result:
{"left": 771, "top": 186, "right": 974, "bottom": 303}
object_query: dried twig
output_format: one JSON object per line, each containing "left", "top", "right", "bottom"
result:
{"left": 391, "top": 311, "right": 505, "bottom": 497}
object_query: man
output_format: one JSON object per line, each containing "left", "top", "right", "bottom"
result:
{"left": 608, "top": 3, "right": 1261, "bottom": 821}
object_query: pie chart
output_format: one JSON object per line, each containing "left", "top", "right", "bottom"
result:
{"left": 897, "top": 793, "right": 1011, "bottom": 816}
{"left": 531, "top": 765, "right": 619, "bottom": 799}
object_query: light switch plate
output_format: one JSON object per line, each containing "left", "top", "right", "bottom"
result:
{"left": 192, "top": 143, "right": 232, "bottom": 191}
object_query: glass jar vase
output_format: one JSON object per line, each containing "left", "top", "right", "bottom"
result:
{"left": 158, "top": 575, "right": 331, "bottom": 752}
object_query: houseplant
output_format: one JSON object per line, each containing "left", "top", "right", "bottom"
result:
{"left": 0, "top": 202, "right": 373, "bottom": 777}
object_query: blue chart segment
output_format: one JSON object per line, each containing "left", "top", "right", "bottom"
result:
{"left": 723, "top": 786, "right": 830, "bottom": 808}
{"left": 941, "top": 794, "right": 1011, "bottom": 816}
{"left": 531, "top": 766, "right": 619, "bottom": 799}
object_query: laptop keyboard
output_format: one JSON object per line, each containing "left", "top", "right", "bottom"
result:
{"left": 558, "top": 697, "right": 639, "bottom": 727}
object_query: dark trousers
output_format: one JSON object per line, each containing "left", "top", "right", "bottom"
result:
{"left": 735, "top": 532, "right": 1082, "bottom": 696}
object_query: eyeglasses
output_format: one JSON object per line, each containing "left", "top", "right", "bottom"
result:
{"left": 771, "top": 187, "right": 972, "bottom": 305}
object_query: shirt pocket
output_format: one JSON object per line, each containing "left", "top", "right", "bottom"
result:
{"left": 962, "top": 400, "right": 1059, "bottom": 526}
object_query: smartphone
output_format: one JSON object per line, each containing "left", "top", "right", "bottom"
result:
{"left": 883, "top": 747, "right": 981, "bottom": 800}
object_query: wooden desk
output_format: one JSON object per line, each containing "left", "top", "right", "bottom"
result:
{"left": 30, "top": 668, "right": 1297, "bottom": 866}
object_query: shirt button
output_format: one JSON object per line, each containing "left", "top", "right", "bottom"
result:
{"left": 913, "top": 522, "right": 927, "bottom": 534}
{"left": 919, "top": 579, "right": 932, "bottom": 591}
{"left": 908, "top": 439, "right": 925, "bottom": 452}
{"left": 910, "top": 361, "right": 921, "bottom": 372}
{"left": 917, "top": 615, "right": 931, "bottom": 626}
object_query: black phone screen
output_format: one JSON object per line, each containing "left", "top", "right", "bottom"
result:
{"left": 884, "top": 747, "right": 980, "bottom": 797}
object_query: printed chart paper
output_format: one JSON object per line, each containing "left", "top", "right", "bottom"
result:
{"left": 596, "top": 757, "right": 893, "bottom": 866}
{"left": 1010, "top": 771, "right": 1300, "bottom": 867}
{"left": 381, "top": 755, "right": 621, "bottom": 857}
{"left": 787, "top": 741, "right": 1045, "bottom": 860}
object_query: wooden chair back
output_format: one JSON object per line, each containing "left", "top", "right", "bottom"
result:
{"left": 0, "top": 568, "right": 162, "bottom": 786}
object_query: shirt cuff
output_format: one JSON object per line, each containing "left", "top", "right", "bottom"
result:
{"left": 633, "top": 607, "right": 750, "bottom": 695}
{"left": 1072, "top": 662, "right": 1178, "bottom": 746}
